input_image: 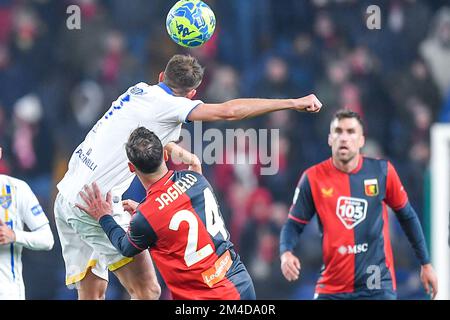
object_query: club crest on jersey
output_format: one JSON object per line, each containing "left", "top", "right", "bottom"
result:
{"left": 0, "top": 185, "right": 12, "bottom": 209}
{"left": 321, "top": 187, "right": 334, "bottom": 198}
{"left": 336, "top": 196, "right": 368, "bottom": 229}
{"left": 364, "top": 179, "right": 379, "bottom": 196}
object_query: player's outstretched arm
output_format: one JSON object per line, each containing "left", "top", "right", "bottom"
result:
{"left": 187, "top": 94, "right": 322, "bottom": 122}
{"left": 165, "top": 142, "right": 202, "bottom": 174}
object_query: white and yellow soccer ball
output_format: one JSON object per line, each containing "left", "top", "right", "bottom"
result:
{"left": 166, "top": 0, "right": 216, "bottom": 48}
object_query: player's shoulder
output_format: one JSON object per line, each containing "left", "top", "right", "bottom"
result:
{"left": 305, "top": 158, "right": 331, "bottom": 176}
{"left": 0, "top": 174, "right": 31, "bottom": 190}
{"left": 174, "top": 170, "right": 205, "bottom": 183}
{"left": 361, "top": 156, "right": 391, "bottom": 173}
{"left": 125, "top": 82, "right": 152, "bottom": 96}
{"left": 173, "top": 170, "right": 212, "bottom": 193}
{"left": 362, "top": 155, "right": 388, "bottom": 163}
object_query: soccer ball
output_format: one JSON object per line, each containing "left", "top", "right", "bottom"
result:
{"left": 166, "top": 0, "right": 216, "bottom": 48}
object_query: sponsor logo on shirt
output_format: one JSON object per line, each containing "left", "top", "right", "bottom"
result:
{"left": 321, "top": 187, "right": 334, "bottom": 198}
{"left": 338, "top": 243, "right": 369, "bottom": 255}
{"left": 336, "top": 196, "right": 368, "bottom": 229}
{"left": 201, "top": 250, "right": 232, "bottom": 288}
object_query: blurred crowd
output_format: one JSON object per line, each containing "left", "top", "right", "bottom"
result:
{"left": 0, "top": 0, "right": 449, "bottom": 299}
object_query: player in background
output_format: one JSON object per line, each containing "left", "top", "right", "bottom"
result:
{"left": 54, "top": 54, "right": 322, "bottom": 299}
{"left": 77, "top": 127, "right": 255, "bottom": 299}
{"left": 0, "top": 147, "right": 54, "bottom": 299}
{"left": 279, "top": 110, "right": 438, "bottom": 300}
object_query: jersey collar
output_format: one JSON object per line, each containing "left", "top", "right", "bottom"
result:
{"left": 329, "top": 155, "right": 363, "bottom": 174}
{"left": 157, "top": 82, "right": 175, "bottom": 96}
{"left": 147, "top": 170, "right": 174, "bottom": 194}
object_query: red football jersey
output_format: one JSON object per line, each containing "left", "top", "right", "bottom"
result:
{"left": 130, "top": 170, "right": 251, "bottom": 299}
{"left": 288, "top": 156, "right": 409, "bottom": 294}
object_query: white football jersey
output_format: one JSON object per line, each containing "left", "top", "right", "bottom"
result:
{"left": 0, "top": 175, "right": 50, "bottom": 300}
{"left": 57, "top": 82, "right": 203, "bottom": 204}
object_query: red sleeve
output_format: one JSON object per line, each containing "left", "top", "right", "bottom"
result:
{"left": 288, "top": 172, "right": 316, "bottom": 224}
{"left": 385, "top": 161, "right": 408, "bottom": 210}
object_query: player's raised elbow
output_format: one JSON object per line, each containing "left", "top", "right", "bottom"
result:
{"left": 225, "top": 109, "right": 240, "bottom": 121}
{"left": 217, "top": 103, "right": 240, "bottom": 121}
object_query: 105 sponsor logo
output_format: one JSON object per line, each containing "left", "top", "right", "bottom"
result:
{"left": 336, "top": 196, "right": 368, "bottom": 229}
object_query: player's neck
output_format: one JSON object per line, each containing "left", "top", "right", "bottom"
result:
{"left": 138, "top": 168, "right": 170, "bottom": 191}
{"left": 332, "top": 155, "right": 361, "bottom": 173}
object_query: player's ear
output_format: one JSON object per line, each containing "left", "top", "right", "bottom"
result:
{"left": 158, "top": 72, "right": 165, "bottom": 83}
{"left": 328, "top": 134, "right": 333, "bottom": 147}
{"left": 186, "top": 89, "right": 197, "bottom": 99}
{"left": 359, "top": 134, "right": 365, "bottom": 149}
{"left": 163, "top": 149, "right": 169, "bottom": 162}
{"left": 128, "top": 162, "right": 136, "bottom": 173}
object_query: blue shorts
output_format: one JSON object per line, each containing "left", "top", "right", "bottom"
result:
{"left": 226, "top": 253, "right": 256, "bottom": 300}
{"left": 315, "top": 289, "right": 397, "bottom": 300}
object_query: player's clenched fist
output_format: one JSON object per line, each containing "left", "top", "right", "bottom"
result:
{"left": 294, "top": 94, "right": 322, "bottom": 113}
{"left": 122, "top": 199, "right": 139, "bottom": 215}
{"left": 280, "top": 251, "right": 301, "bottom": 282}
{"left": 0, "top": 219, "right": 16, "bottom": 245}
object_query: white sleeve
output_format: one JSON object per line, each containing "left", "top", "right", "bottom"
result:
{"left": 162, "top": 97, "right": 203, "bottom": 124}
{"left": 161, "top": 125, "right": 182, "bottom": 146}
{"left": 15, "top": 181, "right": 54, "bottom": 250}
{"left": 178, "top": 99, "right": 203, "bottom": 123}
{"left": 14, "top": 224, "right": 54, "bottom": 251}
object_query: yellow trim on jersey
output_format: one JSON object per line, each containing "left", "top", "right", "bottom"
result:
{"left": 108, "top": 257, "right": 133, "bottom": 272}
{"left": 2, "top": 185, "right": 9, "bottom": 222}
{"left": 65, "top": 259, "right": 98, "bottom": 285}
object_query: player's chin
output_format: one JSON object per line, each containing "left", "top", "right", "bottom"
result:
{"left": 336, "top": 150, "right": 349, "bottom": 158}
{"left": 336, "top": 151, "right": 353, "bottom": 162}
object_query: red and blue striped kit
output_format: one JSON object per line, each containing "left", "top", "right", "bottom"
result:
{"left": 288, "top": 156, "right": 409, "bottom": 295}
{"left": 128, "top": 170, "right": 255, "bottom": 300}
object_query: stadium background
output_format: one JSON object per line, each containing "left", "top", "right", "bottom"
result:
{"left": 0, "top": 0, "right": 449, "bottom": 299}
